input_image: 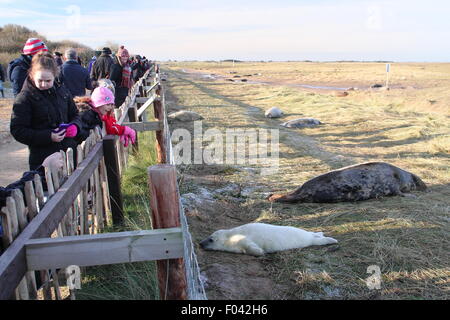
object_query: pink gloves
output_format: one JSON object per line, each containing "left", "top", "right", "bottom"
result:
{"left": 119, "top": 126, "right": 136, "bottom": 147}
{"left": 65, "top": 124, "right": 78, "bottom": 138}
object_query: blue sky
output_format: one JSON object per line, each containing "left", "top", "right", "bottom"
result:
{"left": 1, "top": 0, "right": 449, "bottom": 61}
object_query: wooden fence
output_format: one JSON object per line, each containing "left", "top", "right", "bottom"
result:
{"left": 0, "top": 65, "right": 206, "bottom": 300}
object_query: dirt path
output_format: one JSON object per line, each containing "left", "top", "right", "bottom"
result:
{"left": 0, "top": 95, "right": 29, "bottom": 187}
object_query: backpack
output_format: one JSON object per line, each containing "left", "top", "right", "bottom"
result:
{"left": 7, "top": 56, "right": 31, "bottom": 82}
{"left": 7, "top": 58, "right": 21, "bottom": 82}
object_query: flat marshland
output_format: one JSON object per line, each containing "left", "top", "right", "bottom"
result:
{"left": 162, "top": 61, "right": 449, "bottom": 300}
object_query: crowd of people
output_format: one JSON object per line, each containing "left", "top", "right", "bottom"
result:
{"left": 1, "top": 38, "right": 152, "bottom": 245}
{"left": 6, "top": 37, "right": 152, "bottom": 171}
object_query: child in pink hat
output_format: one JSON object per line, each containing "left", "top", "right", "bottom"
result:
{"left": 73, "top": 87, "right": 136, "bottom": 146}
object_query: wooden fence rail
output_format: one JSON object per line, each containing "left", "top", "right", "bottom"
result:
{"left": 0, "top": 63, "right": 205, "bottom": 300}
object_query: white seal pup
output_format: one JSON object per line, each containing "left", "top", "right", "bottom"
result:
{"left": 280, "top": 118, "right": 321, "bottom": 128}
{"left": 265, "top": 107, "right": 284, "bottom": 118}
{"left": 199, "top": 223, "right": 338, "bottom": 256}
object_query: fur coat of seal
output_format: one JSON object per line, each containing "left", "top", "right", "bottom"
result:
{"left": 268, "top": 162, "right": 427, "bottom": 203}
{"left": 200, "top": 223, "right": 338, "bottom": 256}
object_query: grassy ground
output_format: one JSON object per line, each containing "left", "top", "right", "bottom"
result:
{"left": 162, "top": 61, "right": 449, "bottom": 300}
{"left": 76, "top": 131, "right": 160, "bottom": 300}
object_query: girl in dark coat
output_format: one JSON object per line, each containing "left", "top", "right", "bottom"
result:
{"left": 10, "top": 52, "right": 82, "bottom": 171}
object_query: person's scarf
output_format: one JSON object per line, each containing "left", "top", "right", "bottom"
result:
{"left": 118, "top": 57, "right": 132, "bottom": 89}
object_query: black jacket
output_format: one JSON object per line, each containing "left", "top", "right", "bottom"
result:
{"left": 10, "top": 77, "right": 82, "bottom": 169}
{"left": 62, "top": 60, "right": 93, "bottom": 97}
{"left": 90, "top": 53, "right": 114, "bottom": 81}
{"left": 0, "top": 64, "right": 5, "bottom": 82}
{"left": 77, "top": 108, "right": 103, "bottom": 143}
{"left": 7, "top": 54, "right": 32, "bottom": 97}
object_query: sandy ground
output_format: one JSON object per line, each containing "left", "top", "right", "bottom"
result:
{"left": 0, "top": 92, "right": 29, "bottom": 187}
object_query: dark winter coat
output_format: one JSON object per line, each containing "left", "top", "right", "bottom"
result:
{"left": 7, "top": 54, "right": 32, "bottom": 97}
{"left": 132, "top": 61, "right": 146, "bottom": 82}
{"left": 77, "top": 108, "right": 103, "bottom": 143}
{"left": 109, "top": 57, "right": 138, "bottom": 107}
{"left": 62, "top": 60, "right": 93, "bottom": 97}
{"left": 10, "top": 77, "right": 82, "bottom": 169}
{"left": 90, "top": 53, "right": 114, "bottom": 81}
{"left": 0, "top": 64, "right": 5, "bottom": 82}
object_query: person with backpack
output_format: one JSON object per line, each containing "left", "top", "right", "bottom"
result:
{"left": 87, "top": 51, "right": 101, "bottom": 75}
{"left": 7, "top": 38, "right": 48, "bottom": 97}
{"left": 90, "top": 47, "right": 114, "bottom": 88}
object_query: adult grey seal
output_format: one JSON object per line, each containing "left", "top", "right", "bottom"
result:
{"left": 268, "top": 162, "right": 427, "bottom": 203}
{"left": 280, "top": 118, "right": 321, "bottom": 128}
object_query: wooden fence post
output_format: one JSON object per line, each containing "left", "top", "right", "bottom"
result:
{"left": 147, "top": 164, "right": 187, "bottom": 300}
{"left": 103, "top": 136, "right": 124, "bottom": 225}
{"left": 127, "top": 106, "right": 139, "bottom": 153}
{"left": 153, "top": 85, "right": 166, "bottom": 164}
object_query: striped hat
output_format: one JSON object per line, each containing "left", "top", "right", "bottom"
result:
{"left": 23, "top": 38, "right": 48, "bottom": 56}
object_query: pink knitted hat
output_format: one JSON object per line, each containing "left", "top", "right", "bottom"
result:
{"left": 23, "top": 38, "right": 48, "bottom": 56}
{"left": 117, "top": 45, "right": 129, "bottom": 58}
{"left": 91, "top": 87, "right": 115, "bottom": 108}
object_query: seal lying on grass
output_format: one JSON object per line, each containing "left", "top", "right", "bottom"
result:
{"left": 268, "top": 162, "right": 427, "bottom": 203}
{"left": 265, "top": 107, "right": 284, "bottom": 118}
{"left": 199, "top": 223, "right": 337, "bottom": 256}
{"left": 280, "top": 118, "right": 321, "bottom": 128}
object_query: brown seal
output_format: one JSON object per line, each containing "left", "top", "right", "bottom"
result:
{"left": 268, "top": 162, "right": 427, "bottom": 203}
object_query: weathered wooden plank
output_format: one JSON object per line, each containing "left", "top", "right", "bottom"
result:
{"left": 102, "top": 135, "right": 124, "bottom": 226}
{"left": 0, "top": 141, "right": 103, "bottom": 300}
{"left": 122, "top": 121, "right": 163, "bottom": 132}
{"left": 148, "top": 165, "right": 187, "bottom": 300}
{"left": 11, "top": 191, "right": 38, "bottom": 300}
{"left": 144, "top": 82, "right": 159, "bottom": 94}
{"left": 24, "top": 181, "right": 38, "bottom": 220}
{"left": 26, "top": 228, "right": 183, "bottom": 270}
{"left": 136, "top": 94, "right": 158, "bottom": 118}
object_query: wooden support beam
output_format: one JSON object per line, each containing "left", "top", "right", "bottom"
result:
{"left": 122, "top": 121, "right": 163, "bottom": 132}
{"left": 137, "top": 94, "right": 158, "bottom": 118}
{"left": 136, "top": 97, "right": 149, "bottom": 104}
{"left": 127, "top": 106, "right": 139, "bottom": 152}
{"left": 148, "top": 165, "right": 187, "bottom": 300}
{"left": 25, "top": 228, "right": 183, "bottom": 270}
{"left": 144, "top": 82, "right": 159, "bottom": 94}
{"left": 102, "top": 135, "right": 124, "bottom": 226}
{"left": 153, "top": 92, "right": 166, "bottom": 164}
{"left": 0, "top": 142, "right": 103, "bottom": 300}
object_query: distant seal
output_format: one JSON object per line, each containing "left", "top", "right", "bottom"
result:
{"left": 199, "top": 223, "right": 338, "bottom": 256}
{"left": 168, "top": 110, "right": 204, "bottom": 122}
{"left": 268, "top": 162, "right": 427, "bottom": 203}
{"left": 265, "top": 107, "right": 284, "bottom": 118}
{"left": 280, "top": 118, "right": 321, "bottom": 128}
{"left": 334, "top": 91, "right": 349, "bottom": 97}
